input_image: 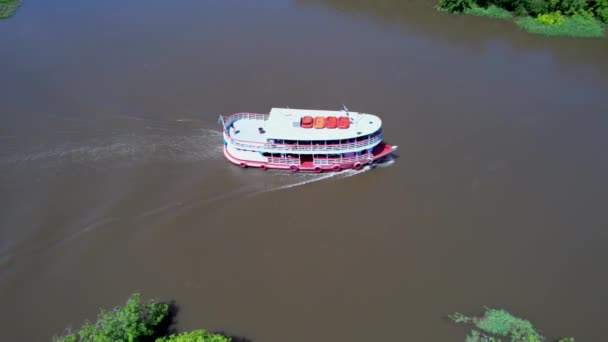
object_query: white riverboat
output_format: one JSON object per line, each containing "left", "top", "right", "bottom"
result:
{"left": 218, "top": 107, "right": 397, "bottom": 172}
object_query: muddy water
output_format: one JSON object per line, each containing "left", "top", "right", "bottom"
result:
{"left": 1, "top": 0, "right": 607, "bottom": 341}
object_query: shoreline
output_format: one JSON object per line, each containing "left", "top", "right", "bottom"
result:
{"left": 437, "top": 1, "right": 607, "bottom": 38}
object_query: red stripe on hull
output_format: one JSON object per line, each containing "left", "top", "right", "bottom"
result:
{"left": 223, "top": 143, "right": 396, "bottom": 172}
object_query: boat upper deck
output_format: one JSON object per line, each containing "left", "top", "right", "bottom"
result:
{"left": 222, "top": 108, "right": 385, "bottom": 154}
{"left": 225, "top": 108, "right": 382, "bottom": 143}
{"left": 264, "top": 108, "right": 382, "bottom": 141}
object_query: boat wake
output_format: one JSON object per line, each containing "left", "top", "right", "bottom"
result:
{"left": 0, "top": 129, "right": 223, "bottom": 168}
{"left": 242, "top": 162, "right": 378, "bottom": 197}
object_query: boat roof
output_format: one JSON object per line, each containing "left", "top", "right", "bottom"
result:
{"left": 264, "top": 107, "right": 382, "bottom": 141}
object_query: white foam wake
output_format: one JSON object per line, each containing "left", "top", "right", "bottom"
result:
{"left": 242, "top": 163, "right": 376, "bottom": 198}
{"left": 0, "top": 129, "right": 224, "bottom": 167}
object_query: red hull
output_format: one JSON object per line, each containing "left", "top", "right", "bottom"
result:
{"left": 224, "top": 143, "right": 396, "bottom": 172}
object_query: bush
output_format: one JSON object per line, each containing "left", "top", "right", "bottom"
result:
{"left": 156, "top": 330, "right": 231, "bottom": 342}
{"left": 538, "top": 11, "right": 566, "bottom": 24}
{"left": 450, "top": 307, "right": 578, "bottom": 342}
{"left": 439, "top": 0, "right": 473, "bottom": 12}
{"left": 516, "top": 12, "right": 604, "bottom": 36}
{"left": 522, "top": 0, "right": 550, "bottom": 15}
{"left": 52, "top": 293, "right": 236, "bottom": 342}
{"left": 558, "top": 0, "right": 589, "bottom": 14}
{"left": 53, "top": 293, "right": 169, "bottom": 342}
{"left": 466, "top": 4, "right": 514, "bottom": 18}
{"left": 0, "top": 0, "right": 22, "bottom": 19}
{"left": 598, "top": 7, "right": 608, "bottom": 21}
{"left": 589, "top": 0, "right": 608, "bottom": 22}
{"left": 449, "top": 307, "right": 544, "bottom": 342}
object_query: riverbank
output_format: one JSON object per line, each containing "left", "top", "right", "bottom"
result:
{"left": 438, "top": 0, "right": 607, "bottom": 38}
{"left": 0, "top": 0, "right": 21, "bottom": 19}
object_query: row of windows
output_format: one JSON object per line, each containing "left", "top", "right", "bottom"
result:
{"left": 267, "top": 129, "right": 381, "bottom": 145}
{"left": 261, "top": 152, "right": 366, "bottom": 158}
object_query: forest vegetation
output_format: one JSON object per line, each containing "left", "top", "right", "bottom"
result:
{"left": 438, "top": 0, "right": 607, "bottom": 37}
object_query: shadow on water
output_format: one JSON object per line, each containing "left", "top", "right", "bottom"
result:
{"left": 212, "top": 332, "right": 254, "bottom": 342}
{"left": 144, "top": 300, "right": 180, "bottom": 342}
{"left": 143, "top": 300, "right": 253, "bottom": 342}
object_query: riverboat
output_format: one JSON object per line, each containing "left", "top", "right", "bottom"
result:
{"left": 218, "top": 107, "right": 397, "bottom": 172}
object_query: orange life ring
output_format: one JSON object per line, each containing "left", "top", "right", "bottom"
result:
{"left": 314, "top": 166, "right": 322, "bottom": 173}
{"left": 239, "top": 162, "right": 247, "bottom": 168}
{"left": 325, "top": 116, "right": 337, "bottom": 129}
{"left": 260, "top": 164, "right": 267, "bottom": 170}
{"left": 332, "top": 165, "right": 341, "bottom": 171}
{"left": 354, "top": 162, "right": 362, "bottom": 170}
{"left": 313, "top": 116, "right": 325, "bottom": 129}
{"left": 337, "top": 116, "right": 350, "bottom": 129}
{"left": 301, "top": 116, "right": 314, "bottom": 128}
{"left": 290, "top": 165, "right": 299, "bottom": 172}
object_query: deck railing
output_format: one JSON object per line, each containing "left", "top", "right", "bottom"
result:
{"left": 312, "top": 153, "right": 373, "bottom": 164}
{"left": 268, "top": 157, "right": 300, "bottom": 164}
{"left": 267, "top": 153, "right": 373, "bottom": 166}
{"left": 223, "top": 113, "right": 269, "bottom": 133}
{"left": 222, "top": 112, "right": 382, "bottom": 153}
{"left": 228, "top": 134, "right": 382, "bottom": 153}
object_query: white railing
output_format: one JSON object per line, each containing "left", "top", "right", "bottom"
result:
{"left": 221, "top": 112, "right": 382, "bottom": 153}
{"left": 223, "top": 113, "right": 269, "bottom": 133}
{"left": 228, "top": 134, "right": 382, "bottom": 153}
{"left": 265, "top": 154, "right": 372, "bottom": 166}
{"left": 313, "top": 153, "right": 373, "bottom": 165}
{"left": 268, "top": 157, "right": 300, "bottom": 164}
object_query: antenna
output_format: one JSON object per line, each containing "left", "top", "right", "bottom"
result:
{"left": 342, "top": 104, "right": 349, "bottom": 112}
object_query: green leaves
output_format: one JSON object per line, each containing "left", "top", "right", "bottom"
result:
{"left": 449, "top": 307, "right": 544, "bottom": 342}
{"left": 53, "top": 293, "right": 169, "bottom": 342}
{"left": 439, "top": 0, "right": 474, "bottom": 12}
{"left": 437, "top": 0, "right": 607, "bottom": 36}
{"left": 52, "top": 293, "right": 237, "bottom": 342}
{"left": 450, "top": 307, "right": 575, "bottom": 342}
{"left": 0, "top": 0, "right": 21, "bottom": 19}
{"left": 156, "top": 330, "right": 232, "bottom": 342}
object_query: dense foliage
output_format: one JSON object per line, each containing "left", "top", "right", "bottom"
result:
{"left": 53, "top": 293, "right": 169, "bottom": 342}
{"left": 438, "top": 0, "right": 607, "bottom": 36}
{"left": 52, "top": 293, "right": 231, "bottom": 342}
{"left": 449, "top": 307, "right": 575, "bottom": 342}
{"left": 0, "top": 0, "right": 21, "bottom": 19}
{"left": 440, "top": 0, "right": 607, "bottom": 20}
{"left": 156, "top": 330, "right": 231, "bottom": 342}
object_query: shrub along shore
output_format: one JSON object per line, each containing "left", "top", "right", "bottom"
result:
{"left": 51, "top": 293, "right": 577, "bottom": 342}
{"left": 0, "top": 0, "right": 21, "bottom": 19}
{"left": 437, "top": 0, "right": 607, "bottom": 37}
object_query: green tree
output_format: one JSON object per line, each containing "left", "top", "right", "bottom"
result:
{"left": 53, "top": 293, "right": 169, "bottom": 342}
{"left": 439, "top": 0, "right": 474, "bottom": 12}
{"left": 449, "top": 307, "right": 544, "bottom": 342}
{"left": 450, "top": 307, "right": 576, "bottom": 342}
{"left": 156, "top": 330, "right": 231, "bottom": 342}
{"left": 557, "top": 0, "right": 589, "bottom": 14}
{"left": 589, "top": 0, "right": 608, "bottom": 22}
{"left": 0, "top": 0, "right": 22, "bottom": 19}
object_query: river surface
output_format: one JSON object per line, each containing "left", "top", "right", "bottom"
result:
{"left": 1, "top": 0, "right": 607, "bottom": 341}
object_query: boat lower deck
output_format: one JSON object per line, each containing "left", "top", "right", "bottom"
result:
{"left": 224, "top": 142, "right": 397, "bottom": 172}
{"left": 230, "top": 118, "right": 268, "bottom": 143}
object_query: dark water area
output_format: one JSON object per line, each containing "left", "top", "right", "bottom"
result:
{"left": 1, "top": 0, "right": 607, "bottom": 341}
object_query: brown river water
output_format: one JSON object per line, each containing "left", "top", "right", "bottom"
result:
{"left": 1, "top": 0, "right": 607, "bottom": 341}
